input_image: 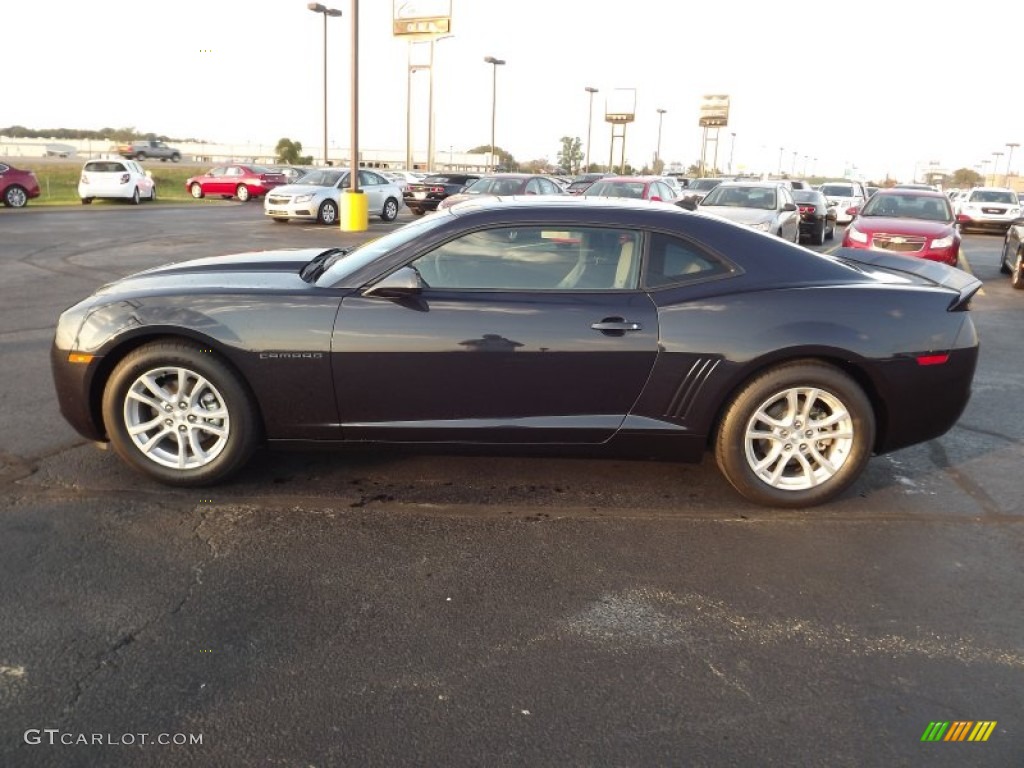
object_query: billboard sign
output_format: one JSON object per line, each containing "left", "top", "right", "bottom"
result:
{"left": 393, "top": 0, "right": 451, "bottom": 36}
{"left": 699, "top": 94, "right": 730, "bottom": 127}
{"left": 605, "top": 88, "right": 637, "bottom": 124}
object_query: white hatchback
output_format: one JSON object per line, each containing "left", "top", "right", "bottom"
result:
{"left": 78, "top": 159, "right": 155, "bottom": 204}
{"left": 819, "top": 181, "right": 868, "bottom": 224}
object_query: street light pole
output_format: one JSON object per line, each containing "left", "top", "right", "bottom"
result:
{"left": 778, "top": 147, "right": 784, "bottom": 176}
{"left": 655, "top": 108, "right": 667, "bottom": 172}
{"left": 484, "top": 56, "right": 506, "bottom": 172}
{"left": 307, "top": 3, "right": 342, "bottom": 166}
{"left": 728, "top": 132, "right": 736, "bottom": 175}
{"left": 992, "top": 151, "right": 1004, "bottom": 187}
{"left": 584, "top": 87, "right": 598, "bottom": 174}
{"left": 1006, "top": 143, "right": 1019, "bottom": 186}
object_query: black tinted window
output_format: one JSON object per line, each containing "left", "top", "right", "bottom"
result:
{"left": 644, "top": 233, "right": 732, "bottom": 288}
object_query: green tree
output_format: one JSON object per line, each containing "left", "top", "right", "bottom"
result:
{"left": 276, "top": 138, "right": 307, "bottom": 164}
{"left": 556, "top": 136, "right": 583, "bottom": 175}
{"left": 948, "top": 167, "right": 984, "bottom": 189}
{"left": 469, "top": 144, "right": 516, "bottom": 171}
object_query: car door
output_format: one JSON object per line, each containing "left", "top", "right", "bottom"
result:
{"left": 331, "top": 224, "right": 660, "bottom": 444}
{"left": 358, "top": 170, "right": 385, "bottom": 214}
{"left": 779, "top": 187, "right": 799, "bottom": 240}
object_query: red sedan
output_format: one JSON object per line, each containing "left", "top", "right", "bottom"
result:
{"left": 1, "top": 162, "right": 41, "bottom": 208}
{"left": 842, "top": 189, "right": 960, "bottom": 266}
{"left": 185, "top": 164, "right": 286, "bottom": 202}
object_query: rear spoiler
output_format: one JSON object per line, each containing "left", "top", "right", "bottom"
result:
{"left": 831, "top": 247, "right": 982, "bottom": 311}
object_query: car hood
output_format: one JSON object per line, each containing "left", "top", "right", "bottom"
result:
{"left": 699, "top": 206, "right": 776, "bottom": 225}
{"left": 91, "top": 249, "right": 325, "bottom": 299}
{"left": 850, "top": 217, "right": 955, "bottom": 236}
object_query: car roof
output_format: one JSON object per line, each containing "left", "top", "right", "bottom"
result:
{"left": 873, "top": 188, "right": 947, "bottom": 198}
{"left": 713, "top": 180, "right": 785, "bottom": 189}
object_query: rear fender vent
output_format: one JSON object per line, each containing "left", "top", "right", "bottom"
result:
{"left": 665, "top": 356, "right": 721, "bottom": 421}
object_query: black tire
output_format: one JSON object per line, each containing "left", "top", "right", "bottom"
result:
{"left": 190, "top": 183, "right": 204, "bottom": 199}
{"left": 1012, "top": 250, "right": 1024, "bottom": 290}
{"left": 715, "top": 361, "right": 875, "bottom": 508}
{"left": 171, "top": 154, "right": 181, "bottom": 163}
{"left": 136, "top": 152, "right": 147, "bottom": 161}
{"left": 270, "top": 217, "right": 288, "bottom": 224}
{"left": 815, "top": 220, "right": 827, "bottom": 246}
{"left": 81, "top": 198, "right": 93, "bottom": 205}
{"left": 999, "top": 242, "right": 1013, "bottom": 274}
{"left": 236, "top": 185, "right": 251, "bottom": 202}
{"left": 411, "top": 207, "right": 426, "bottom": 217}
{"left": 102, "top": 341, "right": 258, "bottom": 486}
{"left": 149, "top": 185, "right": 157, "bottom": 202}
{"left": 3, "top": 184, "right": 29, "bottom": 208}
{"left": 130, "top": 187, "right": 141, "bottom": 205}
{"left": 380, "top": 197, "right": 399, "bottom": 222}
{"left": 826, "top": 221, "right": 835, "bottom": 240}
{"left": 317, "top": 199, "right": 339, "bottom": 225}
{"left": 160, "top": 158, "right": 168, "bottom": 163}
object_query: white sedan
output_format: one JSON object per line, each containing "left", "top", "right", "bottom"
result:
{"left": 264, "top": 168, "right": 403, "bottom": 225}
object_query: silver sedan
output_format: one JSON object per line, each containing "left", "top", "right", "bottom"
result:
{"left": 696, "top": 182, "right": 801, "bottom": 242}
{"left": 264, "top": 169, "right": 404, "bottom": 225}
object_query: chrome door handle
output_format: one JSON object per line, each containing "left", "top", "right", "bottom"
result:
{"left": 591, "top": 321, "right": 642, "bottom": 331}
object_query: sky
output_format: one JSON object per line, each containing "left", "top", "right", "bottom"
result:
{"left": 6, "top": 0, "right": 1023, "bottom": 182}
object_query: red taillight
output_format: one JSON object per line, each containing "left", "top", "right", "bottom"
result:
{"left": 431, "top": 186, "right": 444, "bottom": 193}
{"left": 80, "top": 174, "right": 88, "bottom": 184}
{"left": 120, "top": 173, "right": 130, "bottom": 184}
{"left": 800, "top": 205, "right": 815, "bottom": 213}
{"left": 649, "top": 195, "right": 662, "bottom": 202}
{"left": 916, "top": 354, "right": 950, "bottom": 366}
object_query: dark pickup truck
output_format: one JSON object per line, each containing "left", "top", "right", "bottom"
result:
{"left": 403, "top": 173, "right": 480, "bottom": 215}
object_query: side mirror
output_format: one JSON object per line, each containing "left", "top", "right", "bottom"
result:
{"left": 846, "top": 206, "right": 859, "bottom": 216}
{"left": 782, "top": 202, "right": 797, "bottom": 212}
{"left": 364, "top": 266, "right": 423, "bottom": 297}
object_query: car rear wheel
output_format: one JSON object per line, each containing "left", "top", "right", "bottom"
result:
{"left": 190, "top": 183, "right": 204, "bottom": 199}
{"left": 4, "top": 185, "right": 28, "bottom": 207}
{"left": 815, "top": 221, "right": 827, "bottom": 246}
{"left": 317, "top": 200, "right": 338, "bottom": 225}
{"left": 130, "top": 188, "right": 141, "bottom": 205}
{"left": 102, "top": 341, "right": 258, "bottom": 486}
{"left": 410, "top": 207, "right": 426, "bottom": 216}
{"left": 1012, "top": 251, "right": 1024, "bottom": 290}
{"left": 826, "top": 221, "right": 835, "bottom": 240}
{"left": 999, "top": 241, "right": 1013, "bottom": 274}
{"left": 380, "top": 197, "right": 399, "bottom": 222}
{"left": 236, "top": 185, "right": 251, "bottom": 202}
{"left": 715, "top": 362, "right": 875, "bottom": 508}
{"left": 81, "top": 197, "right": 93, "bottom": 205}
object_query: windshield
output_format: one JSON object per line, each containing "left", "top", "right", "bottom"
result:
{"left": 584, "top": 181, "right": 646, "bottom": 198}
{"left": 820, "top": 184, "right": 855, "bottom": 197}
{"left": 295, "top": 169, "right": 346, "bottom": 187}
{"left": 702, "top": 186, "right": 777, "bottom": 210}
{"left": 968, "top": 189, "right": 1016, "bottom": 204}
{"left": 860, "top": 194, "right": 953, "bottom": 221}
{"left": 689, "top": 178, "right": 723, "bottom": 192}
{"left": 316, "top": 213, "right": 450, "bottom": 286}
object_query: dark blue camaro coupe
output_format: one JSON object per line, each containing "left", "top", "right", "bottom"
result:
{"left": 52, "top": 197, "right": 981, "bottom": 507}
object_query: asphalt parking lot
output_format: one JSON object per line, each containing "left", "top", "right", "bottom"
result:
{"left": 1, "top": 202, "right": 1022, "bottom": 766}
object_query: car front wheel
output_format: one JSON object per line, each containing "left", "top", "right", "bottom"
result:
{"left": 102, "top": 342, "right": 258, "bottom": 486}
{"left": 381, "top": 197, "right": 399, "bottom": 222}
{"left": 715, "top": 362, "right": 875, "bottom": 507}
{"left": 318, "top": 199, "right": 339, "bottom": 225}
{"left": 190, "top": 183, "right": 204, "bottom": 199}
{"left": 236, "top": 185, "right": 251, "bottom": 202}
{"left": 999, "top": 241, "right": 1013, "bottom": 274}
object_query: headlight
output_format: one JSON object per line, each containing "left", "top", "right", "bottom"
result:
{"left": 1010, "top": 207, "right": 1021, "bottom": 216}
{"left": 847, "top": 225, "right": 868, "bottom": 244}
{"left": 930, "top": 234, "right": 955, "bottom": 249}
{"left": 294, "top": 194, "right": 313, "bottom": 203}
{"left": 751, "top": 221, "right": 771, "bottom": 232}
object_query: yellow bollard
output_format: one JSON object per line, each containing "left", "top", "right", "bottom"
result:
{"left": 339, "top": 190, "right": 368, "bottom": 232}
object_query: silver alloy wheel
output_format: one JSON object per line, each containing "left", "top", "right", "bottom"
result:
{"left": 123, "top": 366, "right": 230, "bottom": 470}
{"left": 237, "top": 185, "right": 250, "bottom": 202}
{"left": 382, "top": 199, "right": 398, "bottom": 221}
{"left": 319, "top": 201, "right": 338, "bottom": 224}
{"left": 743, "top": 386, "right": 854, "bottom": 491}
{"left": 6, "top": 186, "right": 27, "bottom": 207}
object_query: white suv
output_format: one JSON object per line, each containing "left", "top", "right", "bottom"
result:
{"left": 78, "top": 159, "right": 155, "bottom": 205}
{"left": 956, "top": 187, "right": 1020, "bottom": 232}
{"left": 819, "top": 181, "right": 869, "bottom": 224}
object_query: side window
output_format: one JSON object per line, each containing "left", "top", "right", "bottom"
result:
{"left": 359, "top": 170, "right": 380, "bottom": 186}
{"left": 411, "top": 227, "right": 642, "bottom": 291}
{"left": 644, "top": 232, "right": 732, "bottom": 289}
{"left": 208, "top": 167, "right": 224, "bottom": 177}
{"left": 524, "top": 179, "right": 543, "bottom": 195}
